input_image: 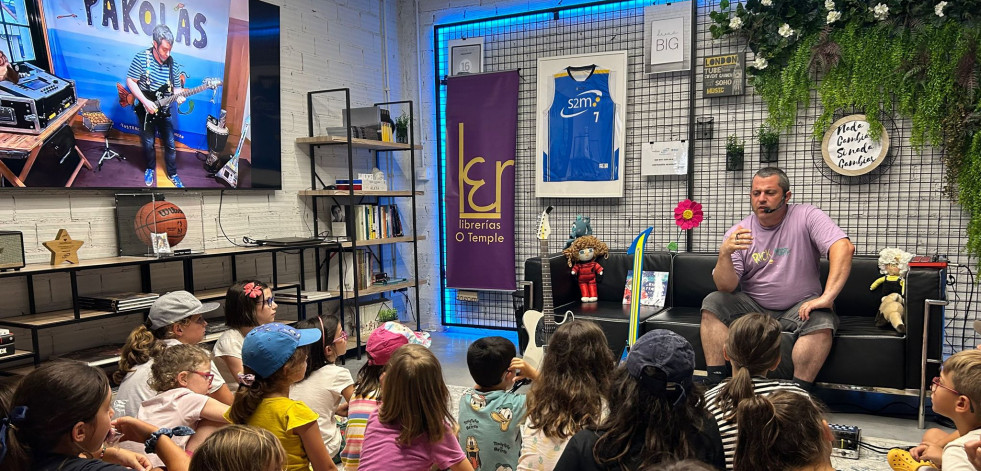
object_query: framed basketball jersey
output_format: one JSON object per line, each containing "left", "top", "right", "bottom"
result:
{"left": 543, "top": 66, "right": 619, "bottom": 183}
{"left": 535, "top": 51, "right": 627, "bottom": 198}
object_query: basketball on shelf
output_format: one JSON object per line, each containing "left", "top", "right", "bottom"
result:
{"left": 134, "top": 201, "right": 187, "bottom": 247}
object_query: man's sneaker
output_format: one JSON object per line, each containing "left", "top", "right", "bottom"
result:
{"left": 169, "top": 174, "right": 184, "bottom": 188}
{"left": 144, "top": 169, "right": 154, "bottom": 186}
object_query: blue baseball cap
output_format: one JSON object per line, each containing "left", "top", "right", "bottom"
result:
{"left": 242, "top": 322, "right": 321, "bottom": 378}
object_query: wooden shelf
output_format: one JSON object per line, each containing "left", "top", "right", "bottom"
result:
{"left": 193, "top": 283, "right": 299, "bottom": 302}
{"left": 297, "top": 189, "right": 423, "bottom": 197}
{"left": 0, "top": 349, "right": 34, "bottom": 364}
{"left": 342, "top": 279, "right": 426, "bottom": 297}
{"left": 0, "top": 308, "right": 144, "bottom": 329}
{"left": 295, "top": 135, "right": 422, "bottom": 150}
{"left": 275, "top": 291, "right": 340, "bottom": 305}
{"left": 340, "top": 235, "right": 426, "bottom": 248}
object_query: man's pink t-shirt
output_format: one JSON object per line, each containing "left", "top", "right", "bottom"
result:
{"left": 358, "top": 409, "right": 466, "bottom": 471}
{"left": 725, "top": 204, "right": 848, "bottom": 311}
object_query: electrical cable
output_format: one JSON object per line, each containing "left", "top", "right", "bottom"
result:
{"left": 218, "top": 190, "right": 252, "bottom": 247}
{"left": 399, "top": 289, "right": 416, "bottom": 324}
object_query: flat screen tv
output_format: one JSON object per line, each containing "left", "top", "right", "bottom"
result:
{"left": 0, "top": 0, "right": 281, "bottom": 189}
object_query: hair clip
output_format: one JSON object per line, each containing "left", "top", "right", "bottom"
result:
{"left": 0, "top": 406, "right": 26, "bottom": 463}
{"left": 237, "top": 373, "right": 256, "bottom": 386}
{"left": 243, "top": 282, "right": 263, "bottom": 299}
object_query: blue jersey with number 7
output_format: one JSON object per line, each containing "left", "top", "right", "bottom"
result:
{"left": 544, "top": 67, "right": 618, "bottom": 182}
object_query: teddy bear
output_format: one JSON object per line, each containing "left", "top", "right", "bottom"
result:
{"left": 870, "top": 248, "right": 913, "bottom": 333}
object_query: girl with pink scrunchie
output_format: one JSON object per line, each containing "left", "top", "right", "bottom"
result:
{"left": 213, "top": 280, "right": 278, "bottom": 388}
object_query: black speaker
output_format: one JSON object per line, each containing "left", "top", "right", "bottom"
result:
{"left": 0, "top": 230, "right": 25, "bottom": 271}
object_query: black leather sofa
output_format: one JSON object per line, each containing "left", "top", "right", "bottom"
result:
{"left": 523, "top": 251, "right": 946, "bottom": 391}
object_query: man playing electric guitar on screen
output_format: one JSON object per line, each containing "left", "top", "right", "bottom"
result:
{"left": 127, "top": 24, "right": 187, "bottom": 188}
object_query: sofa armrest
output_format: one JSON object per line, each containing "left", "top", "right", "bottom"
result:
{"left": 903, "top": 266, "right": 947, "bottom": 390}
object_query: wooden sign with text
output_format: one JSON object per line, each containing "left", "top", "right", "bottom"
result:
{"left": 702, "top": 52, "right": 745, "bottom": 97}
{"left": 42, "top": 229, "right": 84, "bottom": 265}
{"left": 821, "top": 114, "right": 890, "bottom": 176}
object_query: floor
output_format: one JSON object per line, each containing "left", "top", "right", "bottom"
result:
{"left": 338, "top": 326, "right": 950, "bottom": 446}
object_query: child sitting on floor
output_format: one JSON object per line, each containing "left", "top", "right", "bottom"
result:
{"left": 890, "top": 350, "right": 981, "bottom": 471}
{"left": 458, "top": 336, "right": 538, "bottom": 470}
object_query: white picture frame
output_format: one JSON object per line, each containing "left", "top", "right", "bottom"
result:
{"left": 447, "top": 37, "right": 484, "bottom": 77}
{"left": 535, "top": 51, "right": 628, "bottom": 198}
{"left": 643, "top": 2, "right": 692, "bottom": 74}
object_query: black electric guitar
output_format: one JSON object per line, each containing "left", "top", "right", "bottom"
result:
{"left": 134, "top": 78, "right": 222, "bottom": 123}
{"left": 521, "top": 206, "right": 573, "bottom": 371}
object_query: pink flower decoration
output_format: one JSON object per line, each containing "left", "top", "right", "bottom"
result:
{"left": 674, "top": 199, "right": 704, "bottom": 230}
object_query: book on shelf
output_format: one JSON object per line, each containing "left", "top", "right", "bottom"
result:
{"left": 77, "top": 292, "right": 159, "bottom": 311}
{"left": 53, "top": 344, "right": 125, "bottom": 363}
{"left": 621, "top": 271, "right": 669, "bottom": 308}
{"left": 0, "top": 343, "right": 16, "bottom": 357}
{"left": 205, "top": 321, "right": 229, "bottom": 335}
{"left": 344, "top": 204, "right": 405, "bottom": 240}
{"left": 327, "top": 249, "right": 374, "bottom": 292}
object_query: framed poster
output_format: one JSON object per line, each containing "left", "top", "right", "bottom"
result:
{"left": 821, "top": 114, "right": 890, "bottom": 176}
{"left": 644, "top": 2, "right": 692, "bottom": 74}
{"left": 447, "top": 37, "right": 484, "bottom": 76}
{"left": 535, "top": 51, "right": 628, "bottom": 198}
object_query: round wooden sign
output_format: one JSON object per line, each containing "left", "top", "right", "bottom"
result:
{"left": 821, "top": 114, "right": 890, "bottom": 176}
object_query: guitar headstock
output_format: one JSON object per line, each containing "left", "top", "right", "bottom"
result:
{"left": 537, "top": 206, "right": 554, "bottom": 241}
{"left": 203, "top": 78, "right": 223, "bottom": 89}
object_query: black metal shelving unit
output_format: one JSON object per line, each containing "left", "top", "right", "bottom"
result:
{"left": 297, "top": 88, "right": 423, "bottom": 358}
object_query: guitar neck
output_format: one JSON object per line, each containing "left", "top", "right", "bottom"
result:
{"left": 158, "top": 83, "right": 213, "bottom": 106}
{"left": 539, "top": 239, "right": 554, "bottom": 336}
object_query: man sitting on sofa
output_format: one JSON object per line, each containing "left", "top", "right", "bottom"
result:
{"left": 700, "top": 167, "right": 854, "bottom": 392}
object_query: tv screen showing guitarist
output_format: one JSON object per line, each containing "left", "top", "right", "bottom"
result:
{"left": 126, "top": 25, "right": 187, "bottom": 188}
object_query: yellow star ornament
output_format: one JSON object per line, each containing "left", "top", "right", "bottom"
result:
{"left": 43, "top": 229, "right": 84, "bottom": 265}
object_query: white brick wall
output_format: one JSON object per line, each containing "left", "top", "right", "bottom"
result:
{"left": 1, "top": 0, "right": 439, "bottom": 366}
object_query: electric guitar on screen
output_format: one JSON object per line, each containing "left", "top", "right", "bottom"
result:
{"left": 521, "top": 206, "right": 573, "bottom": 372}
{"left": 134, "top": 78, "right": 222, "bottom": 124}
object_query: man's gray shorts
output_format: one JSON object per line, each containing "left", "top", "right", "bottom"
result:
{"left": 701, "top": 291, "right": 838, "bottom": 336}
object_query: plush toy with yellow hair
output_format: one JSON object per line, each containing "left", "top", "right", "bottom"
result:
{"left": 563, "top": 235, "right": 609, "bottom": 303}
{"left": 870, "top": 248, "right": 913, "bottom": 333}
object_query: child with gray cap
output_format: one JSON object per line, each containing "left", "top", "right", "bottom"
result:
{"left": 553, "top": 330, "right": 725, "bottom": 470}
{"left": 114, "top": 290, "right": 232, "bottom": 417}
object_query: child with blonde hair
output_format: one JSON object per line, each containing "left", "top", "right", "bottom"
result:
{"left": 292, "top": 314, "right": 354, "bottom": 461}
{"left": 518, "top": 320, "right": 615, "bottom": 470}
{"left": 189, "top": 424, "right": 286, "bottom": 471}
{"left": 891, "top": 349, "right": 981, "bottom": 470}
{"left": 226, "top": 322, "right": 336, "bottom": 471}
{"left": 339, "top": 326, "right": 409, "bottom": 470}
{"left": 115, "top": 291, "right": 232, "bottom": 417}
{"left": 213, "top": 280, "right": 279, "bottom": 386}
{"left": 358, "top": 344, "right": 473, "bottom": 471}
{"left": 127, "top": 343, "right": 230, "bottom": 465}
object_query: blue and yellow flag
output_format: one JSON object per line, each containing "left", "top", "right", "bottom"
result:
{"left": 626, "top": 227, "right": 653, "bottom": 347}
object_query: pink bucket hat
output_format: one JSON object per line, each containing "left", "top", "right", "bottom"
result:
{"left": 366, "top": 327, "right": 409, "bottom": 365}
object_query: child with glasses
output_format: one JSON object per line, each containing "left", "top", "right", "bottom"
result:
{"left": 291, "top": 314, "right": 355, "bottom": 463}
{"left": 890, "top": 349, "right": 981, "bottom": 471}
{"left": 214, "top": 280, "right": 279, "bottom": 388}
{"left": 124, "top": 343, "right": 231, "bottom": 466}
{"left": 115, "top": 290, "right": 232, "bottom": 417}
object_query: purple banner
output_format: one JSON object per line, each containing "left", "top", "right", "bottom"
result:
{"left": 445, "top": 71, "right": 519, "bottom": 290}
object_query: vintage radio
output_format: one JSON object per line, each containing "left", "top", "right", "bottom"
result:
{"left": 0, "top": 63, "right": 77, "bottom": 134}
{"left": 0, "top": 230, "right": 25, "bottom": 272}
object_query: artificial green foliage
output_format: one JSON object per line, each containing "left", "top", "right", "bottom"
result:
{"left": 757, "top": 124, "right": 779, "bottom": 147}
{"left": 726, "top": 134, "right": 745, "bottom": 154}
{"left": 710, "top": 0, "right": 981, "bottom": 267}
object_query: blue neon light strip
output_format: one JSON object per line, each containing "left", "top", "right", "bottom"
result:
{"left": 435, "top": 0, "right": 657, "bottom": 324}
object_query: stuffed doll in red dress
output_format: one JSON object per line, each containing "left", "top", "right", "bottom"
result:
{"left": 562, "top": 235, "right": 610, "bottom": 303}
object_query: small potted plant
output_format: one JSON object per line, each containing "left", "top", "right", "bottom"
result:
{"left": 726, "top": 134, "right": 745, "bottom": 171}
{"left": 394, "top": 113, "right": 410, "bottom": 144}
{"left": 757, "top": 124, "right": 779, "bottom": 163}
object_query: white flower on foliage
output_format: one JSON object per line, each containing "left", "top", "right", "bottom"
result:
{"left": 825, "top": 0, "right": 835, "bottom": 10}
{"left": 827, "top": 10, "right": 842, "bottom": 24}
{"left": 778, "top": 23, "right": 794, "bottom": 37}
{"left": 936, "top": 1, "right": 948, "bottom": 17}
{"left": 761, "top": 0, "right": 772, "bottom": 6}
{"left": 730, "top": 16, "right": 743, "bottom": 29}
{"left": 753, "top": 57, "right": 768, "bottom": 69}
{"left": 871, "top": 3, "right": 889, "bottom": 20}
